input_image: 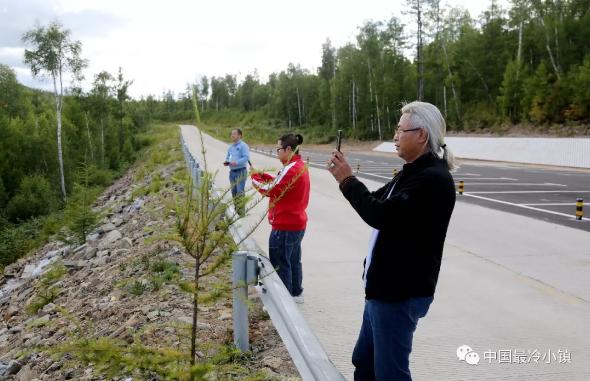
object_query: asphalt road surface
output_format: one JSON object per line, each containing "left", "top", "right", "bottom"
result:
{"left": 251, "top": 146, "right": 590, "bottom": 232}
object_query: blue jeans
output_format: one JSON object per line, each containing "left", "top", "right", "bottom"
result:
{"left": 269, "top": 230, "right": 305, "bottom": 296}
{"left": 352, "top": 297, "right": 433, "bottom": 381}
{"left": 229, "top": 168, "right": 247, "bottom": 215}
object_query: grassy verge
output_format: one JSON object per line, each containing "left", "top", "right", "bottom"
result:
{"left": 39, "top": 121, "right": 296, "bottom": 380}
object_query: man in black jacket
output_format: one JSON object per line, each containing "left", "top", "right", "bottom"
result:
{"left": 328, "top": 101, "right": 457, "bottom": 381}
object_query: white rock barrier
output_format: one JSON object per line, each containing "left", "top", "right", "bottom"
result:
{"left": 374, "top": 137, "right": 590, "bottom": 169}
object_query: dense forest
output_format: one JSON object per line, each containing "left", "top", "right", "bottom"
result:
{"left": 0, "top": 23, "right": 187, "bottom": 268}
{"left": 165, "top": 0, "right": 589, "bottom": 140}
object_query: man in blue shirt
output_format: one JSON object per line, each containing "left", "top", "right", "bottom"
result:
{"left": 224, "top": 128, "right": 250, "bottom": 216}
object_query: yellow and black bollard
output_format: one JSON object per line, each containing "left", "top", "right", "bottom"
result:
{"left": 393, "top": 168, "right": 398, "bottom": 177}
{"left": 576, "top": 198, "right": 584, "bottom": 221}
{"left": 356, "top": 161, "right": 361, "bottom": 174}
{"left": 458, "top": 180, "right": 464, "bottom": 195}
{"left": 306, "top": 156, "right": 310, "bottom": 165}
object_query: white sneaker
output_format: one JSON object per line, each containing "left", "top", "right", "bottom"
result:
{"left": 293, "top": 294, "right": 304, "bottom": 304}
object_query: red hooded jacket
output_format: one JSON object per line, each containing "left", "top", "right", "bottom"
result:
{"left": 251, "top": 154, "right": 310, "bottom": 231}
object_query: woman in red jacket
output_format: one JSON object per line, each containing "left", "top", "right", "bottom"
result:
{"left": 251, "top": 133, "right": 310, "bottom": 303}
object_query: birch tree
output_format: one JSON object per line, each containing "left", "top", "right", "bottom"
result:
{"left": 91, "top": 71, "right": 114, "bottom": 166}
{"left": 406, "top": 0, "right": 428, "bottom": 100}
{"left": 115, "top": 67, "right": 133, "bottom": 153}
{"left": 23, "top": 21, "right": 87, "bottom": 200}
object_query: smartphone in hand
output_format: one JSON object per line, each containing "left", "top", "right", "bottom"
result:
{"left": 336, "top": 129, "right": 342, "bottom": 152}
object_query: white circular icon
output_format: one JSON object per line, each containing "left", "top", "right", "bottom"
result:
{"left": 465, "top": 351, "right": 480, "bottom": 365}
{"left": 456, "top": 345, "right": 472, "bottom": 361}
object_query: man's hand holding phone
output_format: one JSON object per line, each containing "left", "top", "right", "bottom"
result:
{"left": 327, "top": 130, "right": 354, "bottom": 183}
{"left": 327, "top": 150, "right": 353, "bottom": 183}
{"left": 329, "top": 129, "right": 342, "bottom": 168}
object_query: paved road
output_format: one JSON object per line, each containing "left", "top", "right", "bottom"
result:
{"left": 252, "top": 147, "right": 590, "bottom": 232}
{"left": 182, "top": 127, "right": 590, "bottom": 380}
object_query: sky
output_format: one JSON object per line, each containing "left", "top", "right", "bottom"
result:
{"left": 0, "top": 0, "right": 501, "bottom": 99}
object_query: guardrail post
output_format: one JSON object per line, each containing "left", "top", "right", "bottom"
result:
{"left": 232, "top": 251, "right": 258, "bottom": 351}
{"left": 232, "top": 251, "right": 249, "bottom": 351}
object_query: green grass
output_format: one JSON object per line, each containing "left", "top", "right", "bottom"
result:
{"left": 25, "top": 261, "right": 67, "bottom": 314}
{"left": 128, "top": 279, "right": 148, "bottom": 296}
{"left": 151, "top": 260, "right": 180, "bottom": 281}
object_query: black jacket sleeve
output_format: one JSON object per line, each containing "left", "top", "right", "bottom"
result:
{"left": 370, "top": 181, "right": 391, "bottom": 200}
{"left": 339, "top": 176, "right": 425, "bottom": 230}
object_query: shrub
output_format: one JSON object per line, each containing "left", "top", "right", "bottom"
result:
{"left": 64, "top": 184, "right": 98, "bottom": 243}
{"left": 87, "top": 165, "right": 114, "bottom": 187}
{"left": 0, "top": 177, "right": 7, "bottom": 208}
{"left": 0, "top": 219, "right": 43, "bottom": 267}
{"left": 5, "top": 175, "right": 57, "bottom": 222}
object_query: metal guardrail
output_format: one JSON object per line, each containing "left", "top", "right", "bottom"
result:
{"left": 179, "top": 131, "right": 345, "bottom": 381}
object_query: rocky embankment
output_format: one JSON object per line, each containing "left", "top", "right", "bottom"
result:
{"left": 0, "top": 147, "right": 297, "bottom": 380}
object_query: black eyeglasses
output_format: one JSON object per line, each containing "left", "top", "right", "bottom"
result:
{"left": 276, "top": 147, "right": 285, "bottom": 153}
{"left": 395, "top": 127, "right": 422, "bottom": 134}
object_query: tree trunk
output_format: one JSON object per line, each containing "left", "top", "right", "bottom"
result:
{"left": 352, "top": 80, "right": 357, "bottom": 130}
{"left": 539, "top": 17, "right": 561, "bottom": 79}
{"left": 375, "top": 92, "right": 382, "bottom": 140}
{"left": 53, "top": 75, "right": 67, "bottom": 200}
{"left": 441, "top": 42, "right": 460, "bottom": 118}
{"left": 386, "top": 105, "right": 391, "bottom": 130}
{"left": 302, "top": 91, "right": 306, "bottom": 125}
{"left": 331, "top": 65, "right": 337, "bottom": 131}
{"left": 554, "top": 22, "right": 561, "bottom": 73}
{"left": 443, "top": 85, "right": 447, "bottom": 116}
{"left": 101, "top": 115, "right": 105, "bottom": 166}
{"left": 119, "top": 103, "right": 124, "bottom": 152}
{"left": 85, "top": 112, "right": 94, "bottom": 161}
{"left": 368, "top": 60, "right": 375, "bottom": 132}
{"left": 348, "top": 94, "right": 352, "bottom": 126}
{"left": 417, "top": 0, "right": 424, "bottom": 101}
{"left": 516, "top": 20, "right": 523, "bottom": 80}
{"left": 190, "top": 257, "right": 200, "bottom": 366}
{"left": 296, "top": 87, "right": 302, "bottom": 127}
{"left": 331, "top": 86, "right": 336, "bottom": 130}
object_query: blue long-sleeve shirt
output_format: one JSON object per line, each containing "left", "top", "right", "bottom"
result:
{"left": 225, "top": 139, "right": 250, "bottom": 170}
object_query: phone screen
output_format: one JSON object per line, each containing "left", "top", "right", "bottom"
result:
{"left": 336, "top": 130, "right": 342, "bottom": 152}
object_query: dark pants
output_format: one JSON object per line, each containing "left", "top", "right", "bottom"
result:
{"left": 352, "top": 297, "right": 433, "bottom": 381}
{"left": 229, "top": 167, "right": 247, "bottom": 216}
{"left": 268, "top": 229, "right": 305, "bottom": 296}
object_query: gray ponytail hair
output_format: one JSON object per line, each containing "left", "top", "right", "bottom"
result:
{"left": 401, "top": 101, "right": 458, "bottom": 172}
